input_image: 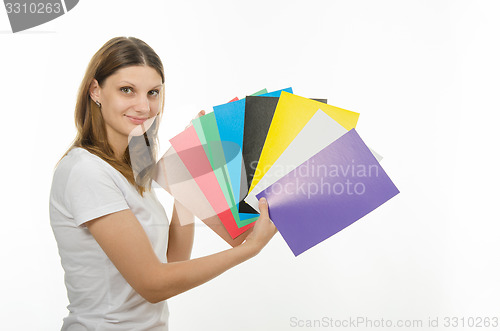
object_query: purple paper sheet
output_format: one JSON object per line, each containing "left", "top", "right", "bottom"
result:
{"left": 256, "top": 129, "right": 399, "bottom": 256}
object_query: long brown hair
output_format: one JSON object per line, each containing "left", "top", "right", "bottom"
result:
{"left": 59, "top": 36, "right": 165, "bottom": 196}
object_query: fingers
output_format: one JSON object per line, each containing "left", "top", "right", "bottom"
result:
{"left": 185, "top": 110, "right": 206, "bottom": 129}
{"left": 258, "top": 197, "right": 270, "bottom": 219}
{"left": 258, "top": 198, "right": 277, "bottom": 235}
{"left": 193, "top": 110, "right": 206, "bottom": 121}
{"left": 241, "top": 198, "right": 277, "bottom": 253}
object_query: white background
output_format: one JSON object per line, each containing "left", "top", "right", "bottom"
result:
{"left": 1, "top": 1, "right": 499, "bottom": 330}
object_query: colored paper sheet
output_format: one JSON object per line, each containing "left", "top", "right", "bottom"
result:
{"left": 239, "top": 96, "right": 328, "bottom": 214}
{"left": 256, "top": 129, "right": 399, "bottom": 256}
{"left": 154, "top": 146, "right": 216, "bottom": 222}
{"left": 227, "top": 88, "right": 266, "bottom": 104}
{"left": 213, "top": 99, "right": 257, "bottom": 225}
{"left": 127, "top": 120, "right": 218, "bottom": 224}
{"left": 192, "top": 114, "right": 236, "bottom": 210}
{"left": 241, "top": 97, "right": 328, "bottom": 193}
{"left": 179, "top": 88, "right": 282, "bottom": 228}
{"left": 192, "top": 113, "right": 258, "bottom": 228}
{"left": 250, "top": 92, "right": 360, "bottom": 192}
{"left": 169, "top": 126, "right": 254, "bottom": 238}
{"left": 250, "top": 88, "right": 268, "bottom": 96}
{"left": 213, "top": 88, "right": 293, "bottom": 220}
{"left": 153, "top": 146, "right": 249, "bottom": 246}
{"left": 239, "top": 96, "right": 280, "bottom": 214}
{"left": 127, "top": 116, "right": 162, "bottom": 184}
{"left": 261, "top": 88, "right": 292, "bottom": 98}
{"left": 245, "top": 110, "right": 383, "bottom": 212}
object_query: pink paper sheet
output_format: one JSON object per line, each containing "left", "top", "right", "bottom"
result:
{"left": 169, "top": 126, "right": 254, "bottom": 238}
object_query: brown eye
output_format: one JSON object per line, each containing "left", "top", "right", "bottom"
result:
{"left": 149, "top": 89, "right": 159, "bottom": 96}
{"left": 120, "top": 87, "right": 133, "bottom": 94}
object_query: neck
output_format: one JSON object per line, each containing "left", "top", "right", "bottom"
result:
{"left": 107, "top": 132, "right": 128, "bottom": 160}
{"left": 111, "top": 142, "right": 127, "bottom": 160}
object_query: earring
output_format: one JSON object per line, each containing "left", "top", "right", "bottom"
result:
{"left": 95, "top": 100, "right": 101, "bottom": 108}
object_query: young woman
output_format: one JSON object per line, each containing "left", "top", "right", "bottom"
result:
{"left": 49, "top": 36, "right": 276, "bottom": 331}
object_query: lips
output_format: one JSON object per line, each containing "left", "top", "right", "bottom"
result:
{"left": 126, "top": 115, "right": 148, "bottom": 125}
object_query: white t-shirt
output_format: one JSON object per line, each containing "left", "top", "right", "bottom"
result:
{"left": 49, "top": 147, "right": 170, "bottom": 331}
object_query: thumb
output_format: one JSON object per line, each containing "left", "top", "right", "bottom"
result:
{"left": 258, "top": 197, "right": 270, "bottom": 218}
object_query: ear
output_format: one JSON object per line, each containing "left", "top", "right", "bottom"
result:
{"left": 89, "top": 79, "right": 101, "bottom": 103}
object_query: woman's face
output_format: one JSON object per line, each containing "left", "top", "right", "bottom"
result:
{"left": 91, "top": 65, "right": 163, "bottom": 146}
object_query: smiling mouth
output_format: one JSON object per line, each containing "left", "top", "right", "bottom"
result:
{"left": 126, "top": 115, "right": 148, "bottom": 124}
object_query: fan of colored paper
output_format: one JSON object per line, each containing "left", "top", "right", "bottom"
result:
{"left": 158, "top": 88, "right": 399, "bottom": 256}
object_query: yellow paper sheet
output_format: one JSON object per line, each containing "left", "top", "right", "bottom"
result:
{"left": 249, "top": 92, "right": 360, "bottom": 192}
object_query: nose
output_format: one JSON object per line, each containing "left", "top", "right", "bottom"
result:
{"left": 134, "top": 94, "right": 150, "bottom": 114}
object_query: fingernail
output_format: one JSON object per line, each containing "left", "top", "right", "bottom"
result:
{"left": 259, "top": 197, "right": 267, "bottom": 204}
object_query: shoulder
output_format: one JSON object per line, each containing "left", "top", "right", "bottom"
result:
{"left": 51, "top": 148, "right": 132, "bottom": 226}
{"left": 56, "top": 147, "right": 117, "bottom": 180}
{"left": 51, "top": 147, "right": 128, "bottom": 198}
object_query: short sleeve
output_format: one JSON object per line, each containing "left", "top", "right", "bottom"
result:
{"left": 65, "top": 158, "right": 130, "bottom": 227}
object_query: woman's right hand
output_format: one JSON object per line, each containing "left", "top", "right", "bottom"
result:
{"left": 242, "top": 197, "right": 278, "bottom": 254}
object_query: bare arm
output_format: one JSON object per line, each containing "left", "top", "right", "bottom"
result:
{"left": 86, "top": 197, "right": 276, "bottom": 304}
{"left": 166, "top": 200, "right": 194, "bottom": 262}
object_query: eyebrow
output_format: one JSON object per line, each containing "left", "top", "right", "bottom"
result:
{"left": 119, "top": 81, "right": 163, "bottom": 89}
